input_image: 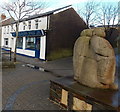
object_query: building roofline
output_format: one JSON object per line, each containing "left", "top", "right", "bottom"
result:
{"left": 1, "top": 17, "right": 15, "bottom": 26}
{"left": 12, "top": 5, "right": 72, "bottom": 24}
{"left": 0, "top": 17, "right": 11, "bottom": 22}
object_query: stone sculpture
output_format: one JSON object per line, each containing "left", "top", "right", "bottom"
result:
{"left": 73, "top": 28, "right": 118, "bottom": 90}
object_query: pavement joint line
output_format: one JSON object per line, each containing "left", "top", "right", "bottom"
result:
{"left": 4, "top": 80, "right": 48, "bottom": 110}
{"left": 26, "top": 64, "right": 45, "bottom": 72}
{"left": 25, "top": 63, "right": 62, "bottom": 78}
{"left": 26, "top": 63, "right": 72, "bottom": 71}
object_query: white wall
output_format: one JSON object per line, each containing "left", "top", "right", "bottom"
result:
{"left": 40, "top": 36, "right": 46, "bottom": 60}
{"left": 1, "top": 27, "right": 4, "bottom": 47}
{"left": 1, "top": 25, "right": 13, "bottom": 48}
{"left": 18, "top": 16, "right": 47, "bottom": 31}
{"left": 17, "top": 49, "right": 35, "bottom": 57}
{"left": 1, "top": 16, "right": 47, "bottom": 59}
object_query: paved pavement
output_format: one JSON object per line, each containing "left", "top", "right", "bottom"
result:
{"left": 16, "top": 55, "right": 73, "bottom": 77}
{"left": 2, "top": 54, "right": 73, "bottom": 110}
{"left": 2, "top": 63, "right": 64, "bottom": 110}
{"left": 2, "top": 50, "right": 120, "bottom": 110}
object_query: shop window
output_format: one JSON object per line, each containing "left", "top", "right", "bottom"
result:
{"left": 4, "top": 38, "right": 8, "bottom": 46}
{"left": 28, "top": 21, "right": 31, "bottom": 29}
{"left": 26, "top": 37, "right": 35, "bottom": 50}
{"left": 17, "top": 37, "right": 23, "bottom": 48}
{"left": 35, "top": 19, "right": 38, "bottom": 29}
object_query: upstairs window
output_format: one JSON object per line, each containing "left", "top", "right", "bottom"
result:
{"left": 23, "top": 22, "right": 26, "bottom": 30}
{"left": 35, "top": 19, "right": 38, "bottom": 29}
{"left": 7, "top": 26, "right": 9, "bottom": 34}
{"left": 4, "top": 26, "right": 6, "bottom": 34}
{"left": 11, "top": 24, "right": 13, "bottom": 31}
{"left": 28, "top": 21, "right": 31, "bottom": 30}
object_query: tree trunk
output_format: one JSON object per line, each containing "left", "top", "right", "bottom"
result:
{"left": 14, "top": 22, "right": 19, "bottom": 62}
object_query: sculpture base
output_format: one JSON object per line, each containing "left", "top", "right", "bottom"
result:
{"left": 50, "top": 76, "right": 120, "bottom": 111}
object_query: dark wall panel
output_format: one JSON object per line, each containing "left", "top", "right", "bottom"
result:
{"left": 46, "top": 8, "right": 87, "bottom": 60}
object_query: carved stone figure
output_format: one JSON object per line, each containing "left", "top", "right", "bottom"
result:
{"left": 73, "top": 28, "right": 118, "bottom": 90}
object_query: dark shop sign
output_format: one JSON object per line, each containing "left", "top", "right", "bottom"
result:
{"left": 11, "top": 30, "right": 45, "bottom": 37}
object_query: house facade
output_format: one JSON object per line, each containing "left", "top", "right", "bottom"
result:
{"left": 1, "top": 5, "right": 87, "bottom": 60}
{"left": 0, "top": 14, "right": 7, "bottom": 47}
{"left": 1, "top": 14, "right": 47, "bottom": 60}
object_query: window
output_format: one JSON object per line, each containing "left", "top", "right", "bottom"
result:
{"left": 17, "top": 37, "right": 23, "bottom": 48}
{"left": 28, "top": 21, "right": 31, "bottom": 29}
{"left": 4, "top": 38, "right": 8, "bottom": 46}
{"left": 23, "top": 22, "right": 26, "bottom": 30}
{"left": 35, "top": 19, "right": 38, "bottom": 29}
{"left": 4, "top": 26, "right": 6, "bottom": 34}
{"left": 11, "top": 24, "right": 13, "bottom": 31}
{"left": 7, "top": 26, "right": 9, "bottom": 34}
{"left": 26, "top": 37, "right": 35, "bottom": 50}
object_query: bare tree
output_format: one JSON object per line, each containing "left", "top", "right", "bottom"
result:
{"left": 1, "top": 0, "right": 48, "bottom": 62}
{"left": 98, "top": 4, "right": 118, "bottom": 28}
{"left": 77, "top": 0, "right": 100, "bottom": 27}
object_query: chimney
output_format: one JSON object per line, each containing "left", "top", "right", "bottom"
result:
{"left": 1, "top": 14, "right": 6, "bottom": 20}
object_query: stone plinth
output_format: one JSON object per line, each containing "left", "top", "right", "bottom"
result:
{"left": 50, "top": 76, "right": 119, "bottom": 111}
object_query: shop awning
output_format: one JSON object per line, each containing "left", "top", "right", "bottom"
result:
{"left": 11, "top": 30, "right": 45, "bottom": 37}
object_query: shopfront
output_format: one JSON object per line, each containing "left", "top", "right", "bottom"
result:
{"left": 11, "top": 30, "right": 45, "bottom": 59}
{"left": 2, "top": 6, "right": 87, "bottom": 61}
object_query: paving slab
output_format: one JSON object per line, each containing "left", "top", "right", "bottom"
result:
{"left": 2, "top": 63, "right": 63, "bottom": 110}
{"left": 16, "top": 55, "right": 73, "bottom": 77}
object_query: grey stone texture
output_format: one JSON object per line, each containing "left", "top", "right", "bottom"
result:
{"left": 73, "top": 28, "right": 118, "bottom": 89}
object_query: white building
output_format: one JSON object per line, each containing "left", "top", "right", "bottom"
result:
{"left": 0, "top": 14, "right": 7, "bottom": 47}
{"left": 1, "top": 14, "right": 47, "bottom": 60}
{"left": 1, "top": 6, "right": 87, "bottom": 60}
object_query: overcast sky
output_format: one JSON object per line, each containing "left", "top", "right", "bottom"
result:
{"left": 45, "top": 0, "right": 119, "bottom": 6}
{"left": 0, "top": 0, "right": 119, "bottom": 25}
{"left": 0, "top": 0, "right": 119, "bottom": 10}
